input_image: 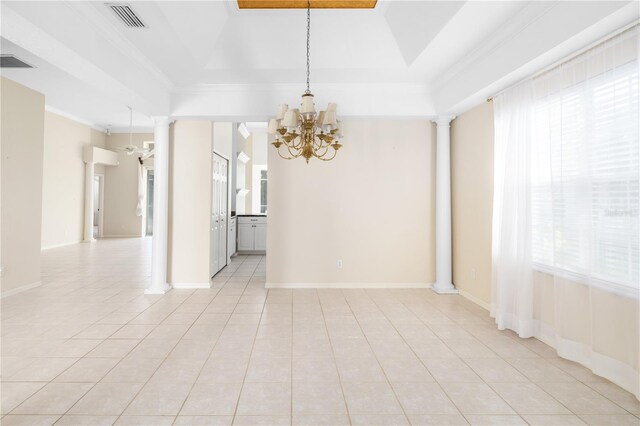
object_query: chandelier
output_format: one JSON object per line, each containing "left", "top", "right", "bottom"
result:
{"left": 267, "top": 0, "right": 343, "bottom": 163}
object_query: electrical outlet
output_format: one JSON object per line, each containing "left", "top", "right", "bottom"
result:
{"left": 337, "top": 260, "right": 343, "bottom": 269}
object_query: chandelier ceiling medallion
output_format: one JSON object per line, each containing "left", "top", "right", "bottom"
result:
{"left": 268, "top": 0, "right": 343, "bottom": 163}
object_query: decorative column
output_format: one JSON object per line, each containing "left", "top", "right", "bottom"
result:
{"left": 147, "top": 117, "right": 172, "bottom": 295}
{"left": 432, "top": 116, "right": 458, "bottom": 294}
{"left": 83, "top": 161, "right": 95, "bottom": 242}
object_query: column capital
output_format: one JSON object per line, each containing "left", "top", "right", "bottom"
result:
{"left": 434, "top": 115, "right": 456, "bottom": 127}
{"left": 152, "top": 116, "right": 173, "bottom": 127}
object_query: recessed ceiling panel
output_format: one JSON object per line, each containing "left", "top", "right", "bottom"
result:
{"left": 238, "top": 0, "right": 377, "bottom": 9}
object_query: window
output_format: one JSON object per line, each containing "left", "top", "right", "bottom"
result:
{"left": 531, "top": 58, "right": 639, "bottom": 290}
{"left": 260, "top": 169, "right": 267, "bottom": 214}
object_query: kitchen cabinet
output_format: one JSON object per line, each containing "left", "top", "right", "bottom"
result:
{"left": 237, "top": 216, "right": 267, "bottom": 252}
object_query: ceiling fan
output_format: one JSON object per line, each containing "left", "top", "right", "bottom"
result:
{"left": 113, "top": 106, "right": 154, "bottom": 160}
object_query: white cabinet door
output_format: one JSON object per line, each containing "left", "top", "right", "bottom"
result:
{"left": 254, "top": 224, "right": 267, "bottom": 251}
{"left": 237, "top": 223, "right": 254, "bottom": 251}
{"left": 217, "top": 157, "right": 228, "bottom": 270}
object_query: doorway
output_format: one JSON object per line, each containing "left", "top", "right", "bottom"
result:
{"left": 146, "top": 170, "right": 154, "bottom": 236}
{"left": 93, "top": 174, "right": 104, "bottom": 239}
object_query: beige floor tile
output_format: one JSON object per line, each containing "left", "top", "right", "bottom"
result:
{"left": 101, "top": 357, "right": 163, "bottom": 383}
{"left": 86, "top": 339, "right": 140, "bottom": 358}
{"left": 236, "top": 382, "right": 292, "bottom": 415}
{"left": 197, "top": 356, "right": 250, "bottom": 383}
{"left": 6, "top": 357, "right": 78, "bottom": 382}
{"left": 292, "top": 357, "right": 339, "bottom": 382}
{"left": 110, "top": 325, "right": 155, "bottom": 339}
{"left": 464, "top": 415, "right": 527, "bottom": 425}
{"left": 292, "top": 381, "right": 347, "bottom": 414}
{"left": 246, "top": 357, "right": 291, "bottom": 383}
{"left": 341, "top": 381, "right": 403, "bottom": 415}
{"left": 489, "top": 382, "right": 570, "bottom": 415}
{"left": 507, "top": 358, "right": 576, "bottom": 383}
{"left": 521, "top": 414, "right": 587, "bottom": 425}
{"left": 378, "top": 357, "right": 434, "bottom": 382}
{"left": 0, "top": 415, "right": 61, "bottom": 425}
{"left": 422, "top": 358, "right": 482, "bottom": 383}
{"left": 12, "top": 382, "right": 94, "bottom": 414}
{"left": 55, "top": 415, "right": 118, "bottom": 425}
{"left": 69, "top": 382, "right": 142, "bottom": 415}
{"left": 180, "top": 383, "right": 242, "bottom": 415}
{"left": 123, "top": 382, "right": 192, "bottom": 415}
{"left": 73, "top": 324, "right": 122, "bottom": 339}
{"left": 407, "top": 414, "right": 469, "bottom": 425}
{"left": 585, "top": 382, "right": 640, "bottom": 414}
{"left": 464, "top": 358, "right": 528, "bottom": 383}
{"left": 1, "top": 382, "right": 46, "bottom": 414}
{"left": 350, "top": 414, "right": 410, "bottom": 425}
{"left": 577, "top": 415, "right": 640, "bottom": 425}
{"left": 440, "top": 382, "right": 515, "bottom": 415}
{"left": 335, "top": 356, "right": 386, "bottom": 382}
{"left": 293, "top": 414, "right": 350, "bottom": 425}
{"left": 537, "top": 382, "right": 628, "bottom": 415}
{"left": 392, "top": 382, "right": 459, "bottom": 415}
{"left": 126, "top": 339, "right": 178, "bottom": 359}
{"left": 232, "top": 416, "right": 291, "bottom": 425}
{"left": 173, "top": 416, "right": 233, "bottom": 425}
{"left": 148, "top": 357, "right": 205, "bottom": 384}
{"left": 115, "top": 415, "right": 176, "bottom": 425}
{"left": 54, "top": 358, "right": 120, "bottom": 382}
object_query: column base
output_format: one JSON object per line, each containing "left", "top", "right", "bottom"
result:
{"left": 144, "top": 284, "right": 172, "bottom": 295}
{"left": 82, "top": 238, "right": 96, "bottom": 243}
{"left": 432, "top": 283, "right": 459, "bottom": 295}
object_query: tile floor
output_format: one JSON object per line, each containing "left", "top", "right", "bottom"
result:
{"left": 1, "top": 237, "right": 638, "bottom": 426}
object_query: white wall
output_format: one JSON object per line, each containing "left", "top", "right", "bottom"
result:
{"left": 41, "top": 111, "right": 106, "bottom": 249}
{"left": 104, "top": 133, "right": 153, "bottom": 237}
{"left": 168, "top": 120, "right": 213, "bottom": 285}
{"left": 267, "top": 119, "right": 436, "bottom": 287}
{"left": 0, "top": 77, "right": 45, "bottom": 294}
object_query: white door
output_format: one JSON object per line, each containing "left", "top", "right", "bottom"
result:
{"left": 238, "top": 223, "right": 254, "bottom": 251}
{"left": 254, "top": 224, "right": 267, "bottom": 251}
{"left": 210, "top": 157, "right": 220, "bottom": 276}
{"left": 218, "top": 157, "right": 228, "bottom": 269}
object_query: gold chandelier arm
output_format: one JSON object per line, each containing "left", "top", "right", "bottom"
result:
{"left": 313, "top": 148, "right": 338, "bottom": 161}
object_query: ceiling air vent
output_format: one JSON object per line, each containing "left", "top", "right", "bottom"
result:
{"left": 0, "top": 55, "right": 34, "bottom": 68}
{"left": 107, "top": 3, "right": 147, "bottom": 28}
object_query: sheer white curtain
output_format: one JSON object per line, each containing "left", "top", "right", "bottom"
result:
{"left": 492, "top": 26, "right": 639, "bottom": 398}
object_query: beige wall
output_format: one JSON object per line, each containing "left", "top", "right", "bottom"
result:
{"left": 0, "top": 77, "right": 45, "bottom": 294}
{"left": 451, "top": 101, "right": 494, "bottom": 307}
{"left": 104, "top": 133, "right": 153, "bottom": 237}
{"left": 41, "top": 111, "right": 106, "bottom": 249}
{"left": 267, "top": 119, "right": 436, "bottom": 286}
{"left": 168, "top": 120, "right": 212, "bottom": 285}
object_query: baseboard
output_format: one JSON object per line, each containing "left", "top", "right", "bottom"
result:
{"left": 41, "top": 240, "right": 81, "bottom": 250}
{"left": 459, "top": 289, "right": 491, "bottom": 310}
{"left": 101, "top": 235, "right": 142, "bottom": 238}
{"left": 1, "top": 281, "right": 42, "bottom": 298}
{"left": 265, "top": 282, "right": 433, "bottom": 289}
{"left": 171, "top": 282, "right": 211, "bottom": 289}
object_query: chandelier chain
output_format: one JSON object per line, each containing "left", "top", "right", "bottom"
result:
{"left": 305, "top": 0, "right": 311, "bottom": 94}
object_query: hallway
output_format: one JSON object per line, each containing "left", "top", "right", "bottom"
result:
{"left": 1, "top": 238, "right": 638, "bottom": 425}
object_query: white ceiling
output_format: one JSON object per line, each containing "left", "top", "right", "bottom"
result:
{"left": 1, "top": 1, "right": 638, "bottom": 129}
